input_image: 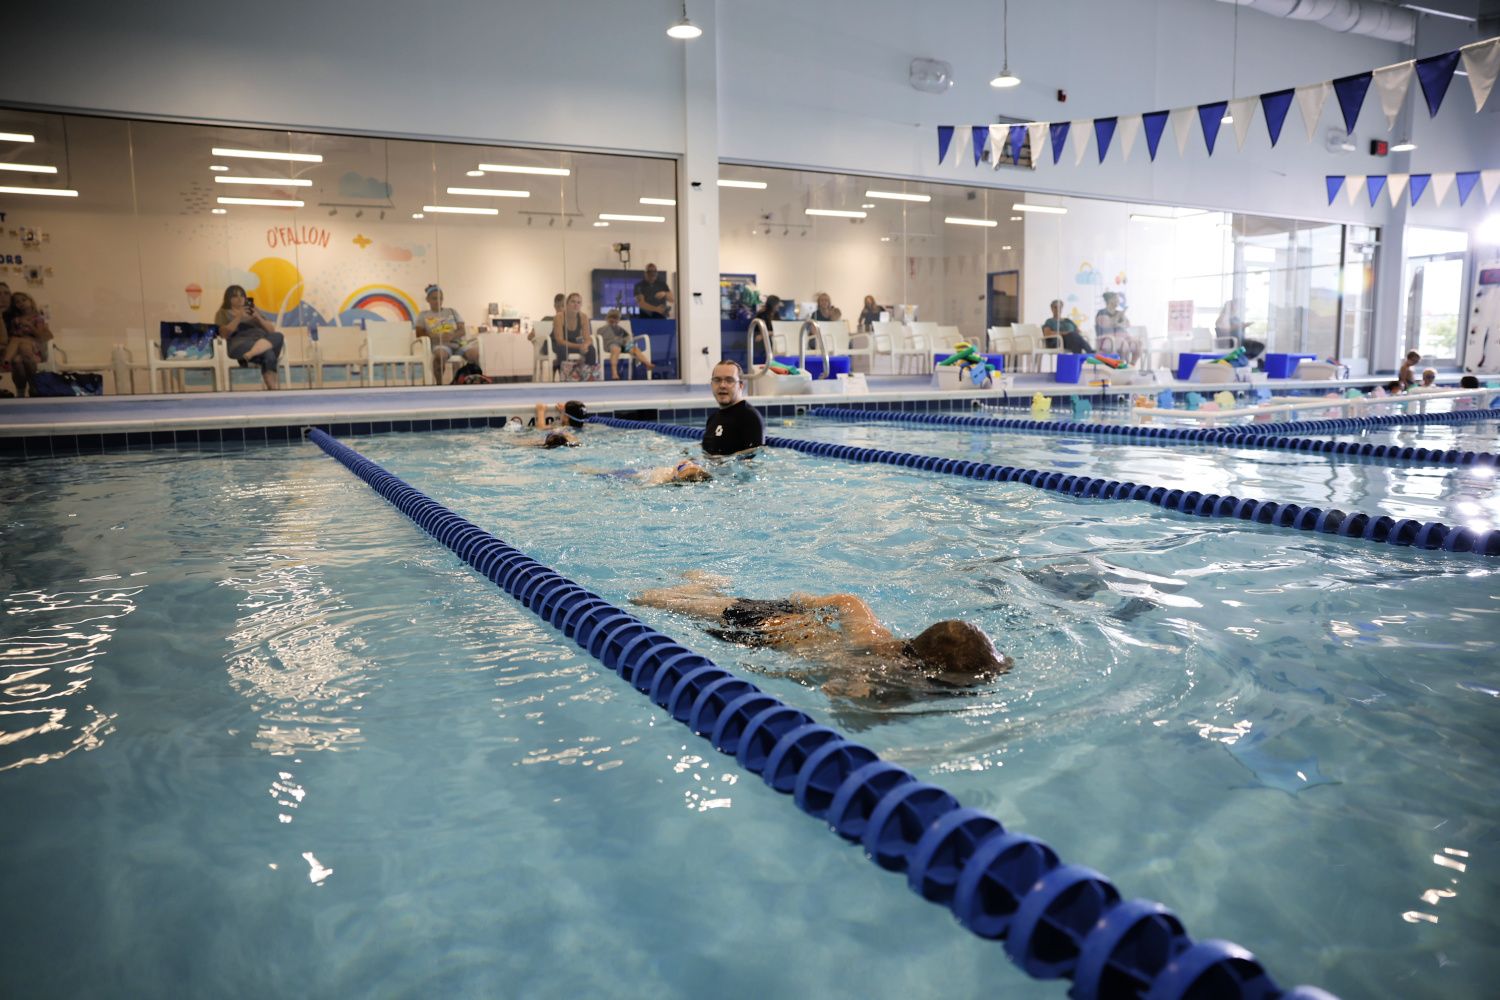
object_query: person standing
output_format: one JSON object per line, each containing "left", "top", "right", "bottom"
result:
{"left": 703, "top": 360, "right": 764, "bottom": 456}
{"left": 213, "top": 285, "right": 283, "bottom": 390}
{"left": 634, "top": 263, "right": 674, "bottom": 318}
{"left": 416, "top": 284, "right": 474, "bottom": 380}
{"left": 1041, "top": 299, "right": 1092, "bottom": 353}
{"left": 1398, "top": 350, "right": 1421, "bottom": 388}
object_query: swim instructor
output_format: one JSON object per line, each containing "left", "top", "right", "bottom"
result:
{"left": 703, "top": 360, "right": 764, "bottom": 456}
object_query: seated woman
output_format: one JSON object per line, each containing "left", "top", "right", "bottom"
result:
{"left": 598, "top": 309, "right": 654, "bottom": 379}
{"left": 1041, "top": 299, "right": 1092, "bottom": 353}
{"left": 857, "top": 295, "right": 884, "bottom": 333}
{"left": 812, "top": 292, "right": 842, "bottom": 322}
{"left": 416, "top": 284, "right": 474, "bottom": 382}
{"left": 553, "top": 292, "right": 599, "bottom": 380}
{"left": 634, "top": 571, "right": 1011, "bottom": 698}
{"left": 2, "top": 288, "right": 52, "bottom": 397}
{"left": 214, "top": 285, "right": 284, "bottom": 389}
{"left": 1093, "top": 291, "right": 1140, "bottom": 365}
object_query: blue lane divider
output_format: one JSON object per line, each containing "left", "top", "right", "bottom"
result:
{"left": 306, "top": 428, "right": 1336, "bottom": 1000}
{"left": 586, "top": 416, "right": 1500, "bottom": 559}
{"left": 808, "top": 406, "right": 1500, "bottom": 467}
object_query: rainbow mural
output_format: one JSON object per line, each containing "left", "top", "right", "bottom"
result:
{"left": 339, "top": 284, "right": 419, "bottom": 323}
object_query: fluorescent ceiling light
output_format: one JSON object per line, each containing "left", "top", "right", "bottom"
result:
{"left": 1130, "top": 213, "right": 1171, "bottom": 223}
{"left": 422, "top": 204, "right": 499, "bottom": 215}
{"left": 880, "top": 237, "right": 892, "bottom": 242}
{"left": 411, "top": 213, "right": 425, "bottom": 219}
{"left": 216, "top": 176, "right": 313, "bottom": 187}
{"left": 1012, "top": 203, "right": 1067, "bottom": 215}
{"left": 861, "top": 203, "right": 876, "bottom": 208}
{"left": 805, "top": 208, "right": 866, "bottom": 218}
{"left": 445, "top": 186, "right": 530, "bottom": 198}
{"left": 866, "top": 190, "right": 931, "bottom": 203}
{"left": 211, "top": 208, "right": 227, "bottom": 214}
{"left": 0, "top": 132, "right": 36, "bottom": 143}
{"left": 718, "top": 178, "right": 767, "bottom": 189}
{"left": 0, "top": 185, "right": 78, "bottom": 197}
{"left": 945, "top": 216, "right": 997, "bottom": 227}
{"left": 465, "top": 169, "right": 484, "bottom": 177}
{"left": 593, "top": 221, "right": 610, "bottom": 227}
{"left": 1399, "top": 3, "right": 1477, "bottom": 21}
{"left": 209, "top": 165, "right": 230, "bottom": 172}
{"left": 1010, "top": 215, "right": 1022, "bottom": 221}
{"left": 639, "top": 197, "right": 677, "bottom": 206}
{"left": 217, "top": 196, "right": 303, "bottom": 207}
{"left": 478, "top": 163, "right": 570, "bottom": 176}
{"left": 0, "top": 163, "right": 56, "bottom": 174}
{"left": 599, "top": 213, "right": 666, "bottom": 222}
{"left": 211, "top": 147, "right": 322, "bottom": 163}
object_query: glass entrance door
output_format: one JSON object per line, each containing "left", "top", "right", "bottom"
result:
{"left": 1403, "top": 255, "right": 1466, "bottom": 367}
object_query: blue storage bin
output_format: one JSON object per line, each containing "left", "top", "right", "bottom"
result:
{"left": 1264, "top": 353, "right": 1319, "bottom": 378}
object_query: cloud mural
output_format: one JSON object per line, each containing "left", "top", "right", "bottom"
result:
{"left": 339, "top": 172, "right": 393, "bottom": 200}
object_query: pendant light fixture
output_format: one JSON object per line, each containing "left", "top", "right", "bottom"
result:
{"left": 1223, "top": 1, "right": 1238, "bottom": 124}
{"left": 667, "top": 1, "right": 702, "bottom": 39}
{"left": 989, "top": 0, "right": 1020, "bottom": 88}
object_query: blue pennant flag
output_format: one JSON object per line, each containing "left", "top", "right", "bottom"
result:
{"left": 972, "top": 126, "right": 989, "bottom": 166}
{"left": 1008, "top": 125, "right": 1026, "bottom": 165}
{"left": 1367, "top": 175, "right": 1387, "bottom": 206}
{"left": 1142, "top": 111, "right": 1169, "bottom": 161}
{"left": 1456, "top": 171, "right": 1481, "bottom": 205}
{"left": 937, "top": 126, "right": 955, "bottom": 164}
{"left": 1409, "top": 173, "right": 1430, "bottom": 205}
{"left": 1260, "top": 89, "right": 1295, "bottom": 146}
{"left": 1049, "top": 122, "right": 1071, "bottom": 165}
{"left": 1326, "top": 176, "right": 1345, "bottom": 205}
{"left": 1094, "top": 117, "right": 1118, "bottom": 162}
{"left": 1198, "top": 102, "right": 1227, "bottom": 155}
{"left": 1332, "top": 72, "right": 1372, "bottom": 134}
{"left": 1415, "top": 50, "right": 1461, "bottom": 117}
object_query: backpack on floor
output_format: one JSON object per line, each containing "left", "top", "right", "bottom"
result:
{"left": 31, "top": 371, "right": 104, "bottom": 397}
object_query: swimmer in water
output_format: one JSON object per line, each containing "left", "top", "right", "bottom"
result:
{"left": 633, "top": 571, "right": 1010, "bottom": 698}
{"left": 585, "top": 459, "right": 713, "bottom": 484}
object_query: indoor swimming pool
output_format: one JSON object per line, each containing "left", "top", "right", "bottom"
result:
{"left": 2, "top": 417, "right": 1497, "bottom": 999}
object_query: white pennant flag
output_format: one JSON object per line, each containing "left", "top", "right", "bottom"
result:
{"left": 1345, "top": 175, "right": 1365, "bottom": 206}
{"left": 1387, "top": 173, "right": 1409, "bottom": 206}
{"left": 1461, "top": 37, "right": 1500, "bottom": 111}
{"left": 1170, "top": 107, "right": 1195, "bottom": 155}
{"left": 990, "top": 125, "right": 1007, "bottom": 170}
{"left": 1430, "top": 171, "right": 1455, "bottom": 205}
{"left": 1228, "top": 98, "right": 1257, "bottom": 149}
{"left": 1371, "top": 62, "right": 1414, "bottom": 129}
{"left": 1072, "top": 120, "right": 1092, "bottom": 165}
{"left": 1296, "top": 82, "right": 1332, "bottom": 141}
{"left": 1027, "top": 123, "right": 1048, "bottom": 166}
{"left": 1117, "top": 115, "right": 1142, "bottom": 161}
{"left": 1482, "top": 169, "right": 1500, "bottom": 205}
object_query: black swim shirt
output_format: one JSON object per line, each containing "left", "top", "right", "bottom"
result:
{"left": 702, "top": 399, "right": 765, "bottom": 456}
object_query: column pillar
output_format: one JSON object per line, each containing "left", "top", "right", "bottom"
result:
{"left": 675, "top": 0, "right": 721, "bottom": 387}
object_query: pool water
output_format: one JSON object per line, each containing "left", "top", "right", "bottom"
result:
{"left": 2, "top": 424, "right": 1498, "bottom": 999}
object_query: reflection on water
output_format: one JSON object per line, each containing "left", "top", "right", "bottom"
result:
{"left": 0, "top": 579, "right": 139, "bottom": 771}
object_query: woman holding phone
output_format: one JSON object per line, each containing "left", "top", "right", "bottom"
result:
{"left": 215, "top": 285, "right": 284, "bottom": 389}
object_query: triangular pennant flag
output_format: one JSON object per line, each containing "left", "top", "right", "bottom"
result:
{"left": 1387, "top": 173, "right": 1408, "bottom": 206}
{"left": 1049, "top": 122, "right": 1071, "bottom": 165}
{"left": 1142, "top": 111, "right": 1169, "bottom": 160}
{"left": 1260, "top": 89, "right": 1295, "bottom": 146}
{"left": 1094, "top": 117, "right": 1118, "bottom": 162}
{"left": 1296, "top": 82, "right": 1332, "bottom": 141}
{"left": 1345, "top": 175, "right": 1365, "bottom": 206}
{"left": 1072, "top": 120, "right": 1092, "bottom": 166}
{"left": 972, "top": 126, "right": 989, "bottom": 166}
{"left": 1371, "top": 62, "right": 1414, "bottom": 129}
{"left": 937, "top": 126, "right": 956, "bottom": 164}
{"left": 1198, "top": 102, "right": 1227, "bottom": 155}
{"left": 1414, "top": 50, "right": 1460, "bottom": 117}
{"left": 1027, "top": 123, "right": 1047, "bottom": 165}
{"left": 989, "top": 124, "right": 1006, "bottom": 170}
{"left": 1366, "top": 175, "right": 1387, "bottom": 206}
{"left": 1008, "top": 125, "right": 1027, "bottom": 167}
{"left": 1326, "top": 176, "right": 1345, "bottom": 205}
{"left": 1455, "top": 171, "right": 1481, "bottom": 205}
{"left": 1331, "top": 72, "right": 1372, "bottom": 133}
{"left": 1461, "top": 37, "right": 1500, "bottom": 111}
{"left": 1409, "top": 173, "right": 1430, "bottom": 205}
{"left": 1482, "top": 169, "right": 1500, "bottom": 205}
{"left": 1228, "top": 97, "right": 1256, "bottom": 149}
{"left": 1430, "top": 172, "right": 1455, "bottom": 205}
{"left": 1118, "top": 115, "right": 1142, "bottom": 161}
{"left": 1170, "top": 107, "right": 1195, "bottom": 155}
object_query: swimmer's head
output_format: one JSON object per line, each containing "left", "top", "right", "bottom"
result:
{"left": 562, "top": 400, "right": 589, "bottom": 427}
{"left": 673, "top": 460, "right": 712, "bottom": 483}
{"left": 543, "top": 431, "right": 576, "bottom": 449}
{"left": 904, "top": 620, "right": 1011, "bottom": 683}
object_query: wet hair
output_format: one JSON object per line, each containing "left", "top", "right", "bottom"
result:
{"left": 903, "top": 620, "right": 1010, "bottom": 681}
{"left": 674, "top": 462, "right": 712, "bottom": 483}
{"left": 1461, "top": 375, "right": 1480, "bottom": 389}
{"left": 562, "top": 400, "right": 589, "bottom": 427}
{"left": 542, "top": 431, "right": 575, "bottom": 449}
{"left": 1384, "top": 380, "right": 1403, "bottom": 393}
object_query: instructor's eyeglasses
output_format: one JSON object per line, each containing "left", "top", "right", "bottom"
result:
{"left": 710, "top": 376, "right": 740, "bottom": 385}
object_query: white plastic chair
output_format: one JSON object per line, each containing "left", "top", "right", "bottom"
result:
{"left": 532, "top": 317, "right": 556, "bottom": 382}
{"left": 867, "top": 320, "right": 905, "bottom": 373}
{"left": 364, "top": 325, "right": 432, "bottom": 386}
{"left": 311, "top": 326, "right": 365, "bottom": 387}
{"left": 593, "top": 318, "right": 652, "bottom": 380}
{"left": 48, "top": 334, "right": 121, "bottom": 394}
{"left": 276, "top": 327, "right": 319, "bottom": 388}
{"left": 894, "top": 325, "right": 929, "bottom": 374}
{"left": 148, "top": 329, "right": 228, "bottom": 393}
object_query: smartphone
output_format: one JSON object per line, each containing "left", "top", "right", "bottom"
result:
{"left": 245, "top": 297, "right": 256, "bottom": 311}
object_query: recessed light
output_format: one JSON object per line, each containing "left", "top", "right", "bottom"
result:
{"left": 0, "top": 185, "right": 78, "bottom": 197}
{"left": 861, "top": 203, "right": 876, "bottom": 209}
{"left": 211, "top": 147, "right": 322, "bottom": 163}
{"left": 718, "top": 178, "right": 767, "bottom": 189}
{"left": 1011, "top": 203, "right": 1067, "bottom": 215}
{"left": 880, "top": 237, "right": 892, "bottom": 242}
{"left": 945, "top": 216, "right": 997, "bottom": 227}
{"left": 215, "top": 176, "right": 313, "bottom": 187}
{"left": 640, "top": 197, "right": 677, "bottom": 206}
{"left": 866, "top": 190, "right": 931, "bottom": 202}
{"left": 445, "top": 186, "right": 530, "bottom": 198}
{"left": 422, "top": 205, "right": 499, "bottom": 215}
{"left": 210, "top": 165, "right": 230, "bottom": 172}
{"left": 0, "top": 163, "right": 57, "bottom": 174}
{"left": 0, "top": 132, "right": 36, "bottom": 143}
{"left": 411, "top": 213, "right": 425, "bottom": 219}
{"left": 211, "top": 208, "right": 228, "bottom": 215}
{"left": 1010, "top": 216, "right": 1022, "bottom": 221}
{"left": 465, "top": 169, "right": 485, "bottom": 177}
{"left": 1001, "top": 244, "right": 1013, "bottom": 250}
{"left": 477, "top": 163, "right": 570, "bottom": 176}
{"left": 593, "top": 221, "right": 610, "bottom": 227}
{"left": 805, "top": 209, "right": 866, "bottom": 218}
{"left": 599, "top": 213, "right": 666, "bottom": 222}
{"left": 217, "top": 196, "right": 303, "bottom": 207}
